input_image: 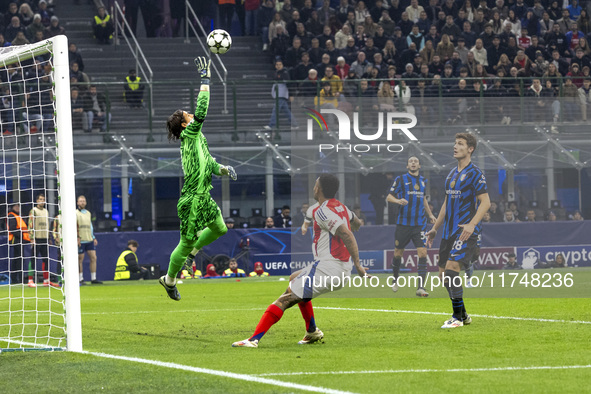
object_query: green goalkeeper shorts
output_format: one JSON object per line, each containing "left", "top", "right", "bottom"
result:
{"left": 177, "top": 193, "right": 221, "bottom": 240}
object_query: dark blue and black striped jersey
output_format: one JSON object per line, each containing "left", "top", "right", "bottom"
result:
{"left": 442, "top": 162, "right": 488, "bottom": 240}
{"left": 389, "top": 173, "right": 427, "bottom": 226}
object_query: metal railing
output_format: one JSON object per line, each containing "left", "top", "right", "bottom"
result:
{"left": 112, "top": 0, "right": 154, "bottom": 141}
{"left": 184, "top": 0, "right": 228, "bottom": 114}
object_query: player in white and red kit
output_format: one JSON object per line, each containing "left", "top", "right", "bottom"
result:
{"left": 232, "top": 174, "right": 366, "bottom": 348}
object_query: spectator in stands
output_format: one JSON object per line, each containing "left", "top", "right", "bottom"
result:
{"left": 26, "top": 14, "right": 44, "bottom": 41}
{"left": 377, "top": 81, "right": 396, "bottom": 111}
{"left": 244, "top": 0, "right": 260, "bottom": 36}
{"left": 5, "top": 16, "right": 26, "bottom": 43}
{"left": 486, "top": 201, "right": 502, "bottom": 222}
{"left": 525, "top": 209, "right": 537, "bottom": 222}
{"left": 504, "top": 210, "right": 519, "bottom": 222}
{"left": 294, "top": 23, "right": 313, "bottom": 50}
{"left": 297, "top": 68, "right": 318, "bottom": 105}
{"left": 314, "top": 81, "right": 339, "bottom": 108}
{"left": 114, "top": 240, "right": 150, "bottom": 281}
{"left": 224, "top": 217, "right": 235, "bottom": 229}
{"left": 557, "top": 9, "right": 574, "bottom": 34}
{"left": 547, "top": 211, "right": 557, "bottom": 221}
{"left": 279, "top": 0, "right": 295, "bottom": 25}
{"left": 270, "top": 25, "right": 290, "bottom": 59}
{"left": 82, "top": 85, "right": 110, "bottom": 133}
{"left": 354, "top": 1, "right": 370, "bottom": 26}
{"left": 424, "top": 25, "right": 440, "bottom": 47}
{"left": 66, "top": 43, "right": 85, "bottom": 72}
{"left": 335, "top": 56, "right": 350, "bottom": 80}
{"left": 490, "top": 12, "right": 504, "bottom": 34}
{"left": 44, "top": 15, "right": 65, "bottom": 38}
{"left": 273, "top": 205, "right": 291, "bottom": 228}
{"left": 292, "top": 202, "right": 309, "bottom": 228}
{"left": 264, "top": 216, "right": 275, "bottom": 228}
{"left": 70, "top": 62, "right": 90, "bottom": 90}
{"left": 504, "top": 9, "right": 522, "bottom": 36}
{"left": 562, "top": 77, "right": 581, "bottom": 119}
{"left": 392, "top": 26, "right": 408, "bottom": 53}
{"left": 223, "top": 258, "right": 246, "bottom": 277}
{"left": 522, "top": 11, "right": 539, "bottom": 38}
{"left": 269, "top": 12, "right": 287, "bottom": 43}
{"left": 259, "top": 4, "right": 275, "bottom": 46}
{"left": 3, "top": 2, "right": 19, "bottom": 27}
{"left": 321, "top": 66, "right": 342, "bottom": 95}
{"left": 92, "top": 6, "right": 113, "bottom": 45}
{"left": 568, "top": 0, "right": 582, "bottom": 19}
{"left": 436, "top": 33, "right": 455, "bottom": 61}
{"left": 285, "top": 37, "right": 305, "bottom": 68}
{"left": 306, "top": 10, "right": 323, "bottom": 36}
{"left": 540, "top": 11, "right": 554, "bottom": 36}
{"left": 325, "top": 40, "right": 339, "bottom": 65}
{"left": 577, "top": 9, "right": 591, "bottom": 35}
{"left": 264, "top": 59, "right": 298, "bottom": 134}
{"left": 526, "top": 77, "right": 552, "bottom": 122}
{"left": 124, "top": 69, "right": 144, "bottom": 109}
{"left": 350, "top": 51, "right": 371, "bottom": 78}
{"left": 11, "top": 31, "right": 29, "bottom": 46}
{"left": 0, "top": 86, "right": 15, "bottom": 134}
{"left": 504, "top": 253, "right": 522, "bottom": 269}
{"left": 334, "top": 23, "right": 351, "bottom": 49}
{"left": 315, "top": 53, "right": 332, "bottom": 78}
{"left": 441, "top": 15, "right": 461, "bottom": 41}
{"left": 579, "top": 77, "right": 591, "bottom": 120}
{"left": 203, "top": 263, "right": 220, "bottom": 278}
{"left": 567, "top": 62, "right": 585, "bottom": 86}
{"left": 307, "top": 37, "right": 325, "bottom": 65}
{"left": 70, "top": 87, "right": 84, "bottom": 132}
{"left": 572, "top": 210, "right": 584, "bottom": 220}
{"left": 470, "top": 38, "right": 489, "bottom": 66}
{"left": 18, "top": 3, "right": 34, "bottom": 27}
{"left": 37, "top": 0, "right": 53, "bottom": 27}
{"left": 249, "top": 262, "right": 269, "bottom": 277}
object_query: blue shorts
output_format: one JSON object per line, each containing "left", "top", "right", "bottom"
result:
{"left": 78, "top": 241, "right": 95, "bottom": 254}
{"left": 438, "top": 235, "right": 478, "bottom": 270}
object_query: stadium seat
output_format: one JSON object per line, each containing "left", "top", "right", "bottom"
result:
{"left": 120, "top": 219, "right": 141, "bottom": 231}
{"left": 248, "top": 215, "right": 266, "bottom": 228}
{"left": 96, "top": 219, "right": 118, "bottom": 232}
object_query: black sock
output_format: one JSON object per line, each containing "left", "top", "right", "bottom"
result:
{"left": 417, "top": 257, "right": 427, "bottom": 289}
{"left": 392, "top": 256, "right": 402, "bottom": 281}
{"left": 444, "top": 269, "right": 465, "bottom": 320}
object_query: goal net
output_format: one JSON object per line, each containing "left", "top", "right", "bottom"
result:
{"left": 0, "top": 36, "right": 81, "bottom": 352}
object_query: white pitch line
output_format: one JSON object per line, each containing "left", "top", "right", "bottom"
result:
{"left": 255, "top": 365, "right": 591, "bottom": 377}
{"left": 81, "top": 308, "right": 263, "bottom": 315}
{"left": 315, "top": 307, "right": 591, "bottom": 325}
{"left": 86, "top": 351, "right": 355, "bottom": 394}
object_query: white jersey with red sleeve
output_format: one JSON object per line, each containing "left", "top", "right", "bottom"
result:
{"left": 312, "top": 199, "right": 352, "bottom": 262}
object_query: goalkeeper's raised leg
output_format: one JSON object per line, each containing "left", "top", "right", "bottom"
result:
{"left": 161, "top": 57, "right": 237, "bottom": 301}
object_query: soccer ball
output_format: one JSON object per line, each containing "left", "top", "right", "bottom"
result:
{"left": 207, "top": 29, "right": 232, "bottom": 55}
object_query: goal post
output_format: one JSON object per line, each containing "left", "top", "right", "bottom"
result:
{"left": 0, "top": 35, "right": 82, "bottom": 352}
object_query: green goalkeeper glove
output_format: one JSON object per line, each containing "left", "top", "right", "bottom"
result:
{"left": 194, "top": 57, "right": 211, "bottom": 79}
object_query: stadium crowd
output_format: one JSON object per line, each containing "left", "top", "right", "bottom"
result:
{"left": 244, "top": 0, "right": 591, "bottom": 124}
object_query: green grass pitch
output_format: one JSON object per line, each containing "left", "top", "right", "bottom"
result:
{"left": 1, "top": 269, "right": 590, "bottom": 393}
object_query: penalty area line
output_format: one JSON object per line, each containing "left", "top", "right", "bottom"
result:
{"left": 85, "top": 351, "right": 356, "bottom": 394}
{"left": 255, "top": 364, "right": 591, "bottom": 377}
{"left": 315, "top": 307, "right": 591, "bottom": 325}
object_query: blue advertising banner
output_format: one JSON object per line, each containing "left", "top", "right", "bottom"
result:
{"left": 516, "top": 245, "right": 591, "bottom": 268}
{"left": 253, "top": 250, "right": 384, "bottom": 276}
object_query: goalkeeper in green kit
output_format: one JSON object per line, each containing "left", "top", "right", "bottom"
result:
{"left": 160, "top": 57, "right": 237, "bottom": 301}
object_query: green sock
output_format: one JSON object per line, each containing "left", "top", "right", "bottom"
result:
{"left": 167, "top": 235, "right": 194, "bottom": 279}
{"left": 193, "top": 215, "right": 227, "bottom": 250}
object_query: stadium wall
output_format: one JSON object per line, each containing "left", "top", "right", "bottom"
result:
{"left": 1, "top": 221, "right": 590, "bottom": 280}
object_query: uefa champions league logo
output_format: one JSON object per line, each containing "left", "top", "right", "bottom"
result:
{"left": 304, "top": 108, "right": 418, "bottom": 153}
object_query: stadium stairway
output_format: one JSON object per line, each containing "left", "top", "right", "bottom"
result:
{"left": 55, "top": 0, "right": 274, "bottom": 147}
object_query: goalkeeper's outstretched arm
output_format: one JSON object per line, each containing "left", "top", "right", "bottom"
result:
{"left": 194, "top": 56, "right": 211, "bottom": 123}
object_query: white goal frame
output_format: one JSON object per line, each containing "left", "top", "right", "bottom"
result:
{"left": 0, "top": 35, "right": 82, "bottom": 352}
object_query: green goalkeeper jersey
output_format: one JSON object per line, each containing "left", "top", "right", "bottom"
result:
{"left": 180, "top": 90, "right": 222, "bottom": 196}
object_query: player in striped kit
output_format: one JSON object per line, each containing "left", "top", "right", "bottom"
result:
{"left": 160, "top": 57, "right": 237, "bottom": 301}
{"left": 232, "top": 174, "right": 366, "bottom": 348}
{"left": 387, "top": 157, "right": 436, "bottom": 296}
{"left": 426, "top": 133, "right": 490, "bottom": 328}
